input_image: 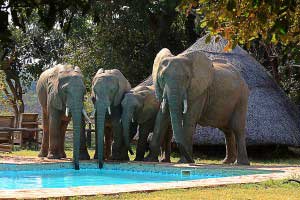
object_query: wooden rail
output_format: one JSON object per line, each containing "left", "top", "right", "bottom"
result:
{"left": 0, "top": 127, "right": 43, "bottom": 132}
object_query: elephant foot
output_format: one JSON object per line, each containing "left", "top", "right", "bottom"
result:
{"left": 38, "top": 151, "right": 48, "bottom": 158}
{"left": 47, "top": 152, "right": 62, "bottom": 159}
{"left": 235, "top": 159, "right": 250, "bottom": 166}
{"left": 222, "top": 157, "right": 236, "bottom": 164}
{"left": 177, "top": 144, "right": 194, "bottom": 163}
{"left": 110, "top": 151, "right": 129, "bottom": 161}
{"left": 178, "top": 156, "right": 194, "bottom": 164}
{"left": 111, "top": 155, "right": 129, "bottom": 161}
{"left": 160, "top": 158, "right": 171, "bottom": 163}
{"left": 59, "top": 151, "right": 67, "bottom": 159}
{"left": 144, "top": 154, "right": 159, "bottom": 162}
{"left": 134, "top": 157, "right": 144, "bottom": 161}
{"left": 79, "top": 151, "right": 90, "bottom": 160}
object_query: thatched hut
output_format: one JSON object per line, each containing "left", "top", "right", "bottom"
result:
{"left": 142, "top": 35, "right": 300, "bottom": 146}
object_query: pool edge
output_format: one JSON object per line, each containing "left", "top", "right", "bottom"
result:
{"left": 0, "top": 162, "right": 299, "bottom": 199}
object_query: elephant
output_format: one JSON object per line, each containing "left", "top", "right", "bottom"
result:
{"left": 121, "top": 85, "right": 172, "bottom": 162}
{"left": 36, "top": 64, "right": 91, "bottom": 170}
{"left": 146, "top": 48, "right": 250, "bottom": 165}
{"left": 91, "top": 68, "right": 132, "bottom": 168}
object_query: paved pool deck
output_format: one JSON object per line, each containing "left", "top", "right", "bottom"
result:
{"left": 0, "top": 156, "right": 299, "bottom": 199}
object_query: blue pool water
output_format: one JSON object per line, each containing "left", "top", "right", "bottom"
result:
{"left": 0, "top": 167, "right": 274, "bottom": 190}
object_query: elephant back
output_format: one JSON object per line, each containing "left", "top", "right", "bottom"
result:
{"left": 152, "top": 48, "right": 173, "bottom": 101}
{"left": 92, "top": 68, "right": 131, "bottom": 106}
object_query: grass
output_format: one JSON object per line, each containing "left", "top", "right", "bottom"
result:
{"left": 70, "top": 179, "right": 300, "bottom": 200}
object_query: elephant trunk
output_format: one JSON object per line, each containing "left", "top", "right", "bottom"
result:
{"left": 70, "top": 99, "right": 83, "bottom": 170}
{"left": 121, "top": 108, "right": 134, "bottom": 155}
{"left": 161, "top": 86, "right": 167, "bottom": 113}
{"left": 166, "top": 85, "right": 193, "bottom": 163}
{"left": 95, "top": 101, "right": 108, "bottom": 168}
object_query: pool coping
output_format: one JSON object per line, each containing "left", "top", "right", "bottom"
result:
{"left": 0, "top": 160, "right": 299, "bottom": 199}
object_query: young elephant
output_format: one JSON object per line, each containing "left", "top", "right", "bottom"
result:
{"left": 36, "top": 64, "right": 91, "bottom": 169}
{"left": 121, "top": 85, "right": 172, "bottom": 161}
{"left": 147, "top": 48, "right": 250, "bottom": 165}
{"left": 92, "top": 68, "right": 132, "bottom": 168}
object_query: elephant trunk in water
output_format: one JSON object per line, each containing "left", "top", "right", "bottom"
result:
{"left": 70, "top": 99, "right": 83, "bottom": 170}
{"left": 165, "top": 85, "right": 193, "bottom": 163}
{"left": 121, "top": 107, "right": 134, "bottom": 155}
{"left": 95, "top": 100, "right": 108, "bottom": 168}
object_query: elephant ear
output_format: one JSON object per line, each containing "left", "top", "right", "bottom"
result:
{"left": 113, "top": 70, "right": 132, "bottom": 106}
{"left": 183, "top": 51, "right": 214, "bottom": 98}
{"left": 152, "top": 48, "right": 173, "bottom": 101}
{"left": 47, "top": 69, "right": 63, "bottom": 110}
{"left": 138, "top": 89, "right": 160, "bottom": 123}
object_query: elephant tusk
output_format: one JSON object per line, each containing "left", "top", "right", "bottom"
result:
{"left": 65, "top": 107, "right": 69, "bottom": 117}
{"left": 107, "top": 106, "right": 111, "bottom": 115}
{"left": 132, "top": 118, "right": 134, "bottom": 123}
{"left": 183, "top": 99, "right": 188, "bottom": 114}
{"left": 161, "top": 98, "right": 167, "bottom": 113}
{"left": 82, "top": 109, "right": 92, "bottom": 124}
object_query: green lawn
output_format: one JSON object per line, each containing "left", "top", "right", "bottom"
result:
{"left": 70, "top": 179, "right": 300, "bottom": 200}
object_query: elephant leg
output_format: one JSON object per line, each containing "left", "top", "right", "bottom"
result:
{"left": 79, "top": 118, "right": 90, "bottom": 160}
{"left": 94, "top": 123, "right": 112, "bottom": 160}
{"left": 145, "top": 109, "right": 170, "bottom": 162}
{"left": 38, "top": 108, "right": 49, "bottom": 157}
{"left": 104, "top": 125, "right": 112, "bottom": 160}
{"left": 233, "top": 127, "right": 249, "bottom": 165}
{"left": 59, "top": 118, "right": 69, "bottom": 158}
{"left": 231, "top": 98, "right": 250, "bottom": 165}
{"left": 176, "top": 103, "right": 201, "bottom": 164}
{"left": 177, "top": 119, "right": 195, "bottom": 163}
{"left": 48, "top": 109, "right": 63, "bottom": 159}
{"left": 221, "top": 128, "right": 237, "bottom": 164}
{"left": 160, "top": 126, "right": 172, "bottom": 163}
{"left": 111, "top": 117, "right": 129, "bottom": 161}
{"left": 135, "top": 123, "right": 150, "bottom": 161}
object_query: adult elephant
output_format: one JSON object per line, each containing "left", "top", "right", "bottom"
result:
{"left": 121, "top": 85, "right": 172, "bottom": 162}
{"left": 92, "top": 68, "right": 132, "bottom": 168}
{"left": 147, "top": 48, "right": 250, "bottom": 165}
{"left": 36, "top": 64, "right": 91, "bottom": 170}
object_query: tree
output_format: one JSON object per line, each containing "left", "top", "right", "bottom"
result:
{"left": 0, "top": 10, "right": 65, "bottom": 118}
{"left": 0, "top": 0, "right": 199, "bottom": 115}
{"left": 179, "top": 0, "right": 300, "bottom": 49}
{"left": 64, "top": 0, "right": 198, "bottom": 87}
{"left": 0, "top": 0, "right": 94, "bottom": 117}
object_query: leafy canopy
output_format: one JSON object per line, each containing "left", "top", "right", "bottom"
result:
{"left": 179, "top": 0, "right": 300, "bottom": 50}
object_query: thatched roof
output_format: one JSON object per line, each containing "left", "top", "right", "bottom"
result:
{"left": 141, "top": 35, "right": 300, "bottom": 146}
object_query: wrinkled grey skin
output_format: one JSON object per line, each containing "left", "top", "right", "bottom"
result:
{"left": 146, "top": 48, "right": 250, "bottom": 165}
{"left": 36, "top": 65, "right": 89, "bottom": 170}
{"left": 92, "top": 69, "right": 131, "bottom": 168}
{"left": 121, "top": 85, "right": 172, "bottom": 161}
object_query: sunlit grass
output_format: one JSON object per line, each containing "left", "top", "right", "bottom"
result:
{"left": 71, "top": 179, "right": 300, "bottom": 200}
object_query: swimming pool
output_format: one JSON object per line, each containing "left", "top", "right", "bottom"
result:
{"left": 0, "top": 163, "right": 277, "bottom": 190}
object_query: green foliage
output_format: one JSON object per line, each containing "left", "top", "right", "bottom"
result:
{"left": 0, "top": 70, "right": 11, "bottom": 112}
{"left": 63, "top": 1, "right": 194, "bottom": 87}
{"left": 0, "top": 1, "right": 197, "bottom": 113}
{"left": 179, "top": 0, "right": 300, "bottom": 50}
